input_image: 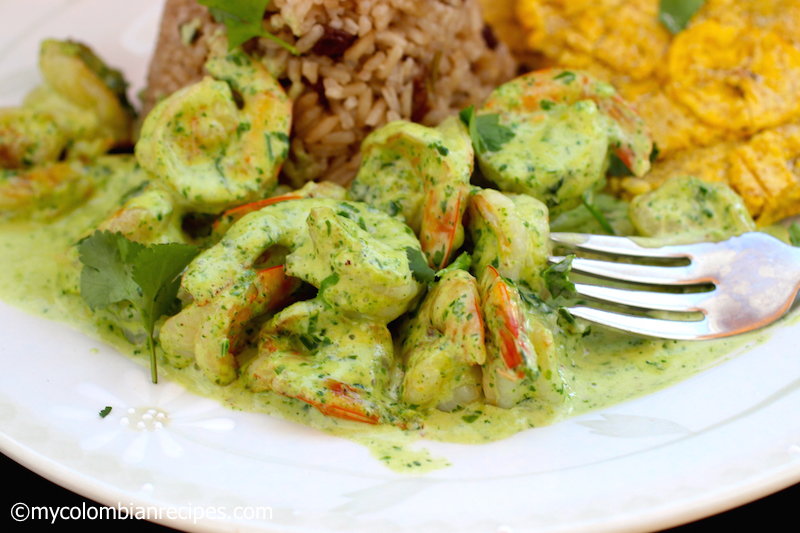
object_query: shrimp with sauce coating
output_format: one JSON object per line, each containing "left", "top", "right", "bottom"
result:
{"left": 400, "top": 261, "right": 486, "bottom": 412}
{"left": 0, "top": 40, "right": 135, "bottom": 218}
{"left": 162, "top": 198, "right": 425, "bottom": 385}
{"left": 479, "top": 266, "right": 571, "bottom": 409}
{"left": 467, "top": 188, "right": 550, "bottom": 295}
{"left": 136, "top": 34, "right": 292, "bottom": 214}
{"left": 349, "top": 116, "right": 473, "bottom": 269}
{"left": 476, "top": 69, "right": 652, "bottom": 214}
{"left": 245, "top": 300, "right": 401, "bottom": 425}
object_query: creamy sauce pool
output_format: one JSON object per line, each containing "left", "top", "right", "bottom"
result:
{"left": 0, "top": 156, "right": 778, "bottom": 472}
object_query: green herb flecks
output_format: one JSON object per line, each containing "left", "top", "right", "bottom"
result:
{"left": 581, "top": 190, "right": 616, "bottom": 235}
{"left": 79, "top": 231, "right": 199, "bottom": 384}
{"left": 459, "top": 105, "right": 515, "bottom": 155}
{"left": 659, "top": 0, "right": 704, "bottom": 34}
{"left": 99, "top": 406, "right": 112, "bottom": 418}
{"left": 544, "top": 255, "right": 576, "bottom": 299}
{"left": 199, "top": 0, "right": 299, "bottom": 55}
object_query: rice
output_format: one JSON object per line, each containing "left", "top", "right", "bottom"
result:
{"left": 142, "top": 0, "right": 518, "bottom": 186}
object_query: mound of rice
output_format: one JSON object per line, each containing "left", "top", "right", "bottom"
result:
{"left": 143, "top": 0, "right": 517, "bottom": 185}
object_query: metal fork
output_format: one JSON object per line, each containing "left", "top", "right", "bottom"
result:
{"left": 548, "top": 232, "right": 800, "bottom": 340}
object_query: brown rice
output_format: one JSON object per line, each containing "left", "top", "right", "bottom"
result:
{"left": 143, "top": 0, "right": 518, "bottom": 186}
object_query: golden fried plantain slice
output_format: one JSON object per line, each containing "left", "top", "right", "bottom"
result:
{"left": 516, "top": 0, "right": 670, "bottom": 81}
{"left": 728, "top": 124, "right": 800, "bottom": 226}
{"left": 667, "top": 20, "right": 800, "bottom": 134}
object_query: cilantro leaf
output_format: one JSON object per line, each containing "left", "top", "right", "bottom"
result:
{"left": 659, "top": 0, "right": 704, "bottom": 34}
{"left": 608, "top": 144, "right": 659, "bottom": 177}
{"left": 459, "top": 105, "right": 515, "bottom": 155}
{"left": 553, "top": 71, "right": 576, "bottom": 84}
{"left": 79, "top": 231, "right": 144, "bottom": 311}
{"left": 199, "top": 0, "right": 298, "bottom": 54}
{"left": 581, "top": 190, "right": 617, "bottom": 235}
{"left": 132, "top": 243, "right": 200, "bottom": 337}
{"left": 607, "top": 153, "right": 634, "bottom": 177}
{"left": 438, "top": 252, "right": 472, "bottom": 278}
{"left": 406, "top": 247, "right": 436, "bottom": 285}
{"left": 544, "top": 255, "right": 577, "bottom": 299}
{"left": 99, "top": 406, "right": 112, "bottom": 418}
{"left": 79, "top": 231, "right": 198, "bottom": 384}
{"left": 475, "top": 114, "right": 515, "bottom": 152}
{"left": 460, "top": 105, "right": 484, "bottom": 152}
{"left": 650, "top": 143, "right": 660, "bottom": 163}
{"left": 319, "top": 273, "right": 340, "bottom": 307}
{"left": 461, "top": 412, "right": 481, "bottom": 423}
{"left": 789, "top": 222, "right": 800, "bottom": 247}
{"left": 202, "top": 0, "right": 269, "bottom": 22}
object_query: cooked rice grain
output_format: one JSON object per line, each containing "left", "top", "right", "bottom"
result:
{"left": 143, "top": 0, "right": 517, "bottom": 186}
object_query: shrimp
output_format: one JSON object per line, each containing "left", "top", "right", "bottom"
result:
{"left": 210, "top": 180, "right": 347, "bottom": 241}
{"left": 467, "top": 188, "right": 550, "bottom": 295}
{"left": 160, "top": 265, "right": 302, "bottom": 380}
{"left": 164, "top": 198, "right": 424, "bottom": 384}
{"left": 349, "top": 115, "right": 474, "bottom": 269}
{"left": 479, "top": 266, "right": 570, "bottom": 409}
{"left": 244, "top": 300, "right": 397, "bottom": 424}
{"left": 96, "top": 184, "right": 185, "bottom": 245}
{"left": 0, "top": 161, "right": 95, "bottom": 218}
{"left": 22, "top": 39, "right": 134, "bottom": 158}
{"left": 400, "top": 266, "right": 486, "bottom": 411}
{"left": 0, "top": 110, "right": 68, "bottom": 169}
{"left": 136, "top": 34, "right": 292, "bottom": 214}
{"left": 628, "top": 176, "right": 755, "bottom": 242}
{"left": 477, "top": 68, "right": 653, "bottom": 214}
{"left": 0, "top": 40, "right": 135, "bottom": 217}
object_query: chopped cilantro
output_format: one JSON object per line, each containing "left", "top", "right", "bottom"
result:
{"left": 789, "top": 222, "right": 800, "bottom": 247}
{"left": 438, "top": 252, "right": 472, "bottom": 278}
{"left": 553, "top": 71, "right": 576, "bottom": 84}
{"left": 99, "top": 406, "right": 112, "bottom": 418}
{"left": 650, "top": 143, "right": 660, "bottom": 163}
{"left": 459, "top": 105, "right": 515, "bottom": 155}
{"left": 319, "top": 273, "right": 340, "bottom": 305}
{"left": 544, "top": 255, "right": 576, "bottom": 299}
{"left": 659, "top": 0, "right": 704, "bottom": 34}
{"left": 199, "top": 0, "right": 298, "bottom": 54}
{"left": 608, "top": 144, "right": 658, "bottom": 177}
{"left": 406, "top": 247, "right": 436, "bottom": 285}
{"left": 461, "top": 412, "right": 481, "bottom": 423}
{"left": 607, "top": 153, "right": 633, "bottom": 177}
{"left": 432, "top": 249, "right": 445, "bottom": 268}
{"left": 581, "top": 190, "right": 616, "bottom": 235}
{"left": 79, "top": 231, "right": 199, "bottom": 384}
{"left": 558, "top": 306, "right": 589, "bottom": 336}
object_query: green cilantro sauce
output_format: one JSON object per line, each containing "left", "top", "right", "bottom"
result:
{"left": 0, "top": 155, "right": 779, "bottom": 473}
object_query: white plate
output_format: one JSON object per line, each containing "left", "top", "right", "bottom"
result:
{"left": 2, "top": 1, "right": 800, "bottom": 531}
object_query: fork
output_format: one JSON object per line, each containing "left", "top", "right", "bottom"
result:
{"left": 547, "top": 232, "right": 800, "bottom": 340}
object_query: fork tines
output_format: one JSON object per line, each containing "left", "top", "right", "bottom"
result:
{"left": 548, "top": 233, "right": 717, "bottom": 340}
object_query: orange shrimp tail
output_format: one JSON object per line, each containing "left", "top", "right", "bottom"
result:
{"left": 302, "top": 380, "right": 380, "bottom": 424}
{"left": 421, "top": 186, "right": 467, "bottom": 269}
{"left": 211, "top": 193, "right": 303, "bottom": 238}
{"left": 484, "top": 266, "right": 530, "bottom": 379}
